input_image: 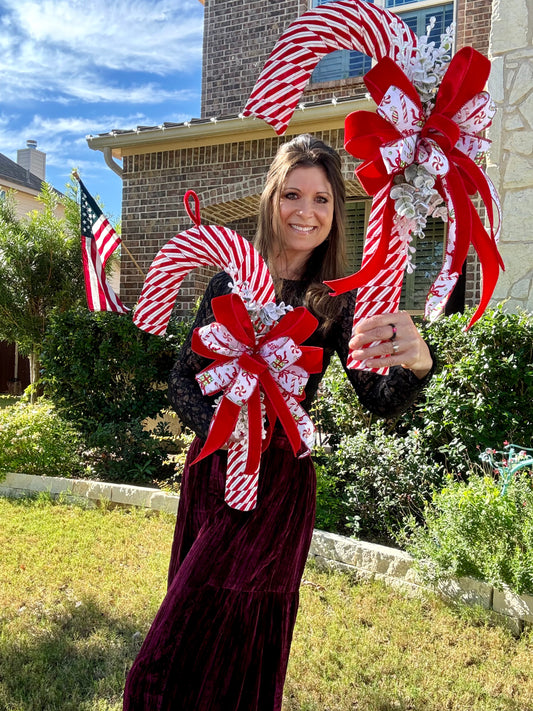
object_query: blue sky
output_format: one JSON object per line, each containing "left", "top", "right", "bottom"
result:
{"left": 0, "top": 0, "right": 205, "bottom": 222}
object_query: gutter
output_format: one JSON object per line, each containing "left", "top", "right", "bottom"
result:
{"left": 86, "top": 96, "right": 374, "bottom": 159}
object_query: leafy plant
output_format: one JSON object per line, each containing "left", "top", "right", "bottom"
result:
{"left": 40, "top": 308, "right": 191, "bottom": 482}
{"left": 312, "top": 354, "right": 374, "bottom": 446}
{"left": 316, "top": 425, "right": 445, "bottom": 542}
{"left": 400, "top": 471, "right": 533, "bottom": 595}
{"left": 408, "top": 306, "right": 533, "bottom": 469}
{"left": 0, "top": 185, "right": 86, "bottom": 386}
{"left": 0, "top": 400, "right": 84, "bottom": 479}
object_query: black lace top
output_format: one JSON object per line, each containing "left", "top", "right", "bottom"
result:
{"left": 168, "top": 272, "right": 434, "bottom": 440}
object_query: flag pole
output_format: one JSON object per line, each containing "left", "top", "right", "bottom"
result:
{"left": 72, "top": 171, "right": 146, "bottom": 280}
{"left": 120, "top": 241, "right": 147, "bottom": 280}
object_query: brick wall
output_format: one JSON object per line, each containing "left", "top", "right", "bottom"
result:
{"left": 202, "top": 0, "right": 302, "bottom": 118}
{"left": 456, "top": 0, "right": 493, "bottom": 53}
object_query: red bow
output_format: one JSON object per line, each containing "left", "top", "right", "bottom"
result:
{"left": 326, "top": 47, "right": 503, "bottom": 328}
{"left": 191, "top": 293, "right": 322, "bottom": 510}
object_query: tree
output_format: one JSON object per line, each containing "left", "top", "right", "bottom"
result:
{"left": 0, "top": 183, "right": 85, "bottom": 388}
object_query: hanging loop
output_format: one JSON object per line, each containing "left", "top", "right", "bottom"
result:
{"left": 184, "top": 190, "right": 201, "bottom": 227}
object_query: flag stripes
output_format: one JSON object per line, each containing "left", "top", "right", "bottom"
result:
{"left": 79, "top": 178, "right": 128, "bottom": 314}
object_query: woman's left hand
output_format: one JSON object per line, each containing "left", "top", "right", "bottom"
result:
{"left": 348, "top": 311, "right": 433, "bottom": 379}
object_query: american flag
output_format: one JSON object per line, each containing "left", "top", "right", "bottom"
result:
{"left": 80, "top": 178, "right": 129, "bottom": 313}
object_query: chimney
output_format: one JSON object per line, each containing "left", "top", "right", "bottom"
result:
{"left": 17, "top": 140, "right": 46, "bottom": 181}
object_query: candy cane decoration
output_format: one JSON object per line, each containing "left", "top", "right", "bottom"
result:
{"left": 134, "top": 193, "right": 321, "bottom": 512}
{"left": 133, "top": 191, "right": 275, "bottom": 335}
{"left": 244, "top": 1, "right": 502, "bottom": 373}
{"left": 243, "top": 0, "right": 417, "bottom": 135}
{"left": 243, "top": 0, "right": 420, "bottom": 373}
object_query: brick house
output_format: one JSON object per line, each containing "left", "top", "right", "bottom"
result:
{"left": 87, "top": 0, "right": 531, "bottom": 318}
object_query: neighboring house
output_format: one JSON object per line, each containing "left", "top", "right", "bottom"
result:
{"left": 0, "top": 141, "right": 64, "bottom": 393}
{"left": 0, "top": 141, "right": 65, "bottom": 219}
{"left": 86, "top": 0, "right": 532, "bottom": 318}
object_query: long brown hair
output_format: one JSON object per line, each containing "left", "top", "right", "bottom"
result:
{"left": 254, "top": 134, "right": 347, "bottom": 332}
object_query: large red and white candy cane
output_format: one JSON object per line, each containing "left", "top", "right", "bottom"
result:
{"left": 133, "top": 192, "right": 278, "bottom": 511}
{"left": 244, "top": 0, "right": 419, "bottom": 372}
{"left": 133, "top": 191, "right": 275, "bottom": 335}
{"left": 243, "top": 0, "right": 417, "bottom": 135}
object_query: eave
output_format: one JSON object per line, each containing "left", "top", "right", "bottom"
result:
{"left": 86, "top": 96, "right": 374, "bottom": 161}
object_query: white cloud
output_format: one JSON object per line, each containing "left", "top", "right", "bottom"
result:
{"left": 0, "top": 0, "right": 204, "bottom": 105}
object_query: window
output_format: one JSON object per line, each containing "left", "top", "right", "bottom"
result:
{"left": 399, "top": 219, "right": 446, "bottom": 312}
{"left": 311, "top": 0, "right": 373, "bottom": 83}
{"left": 346, "top": 200, "right": 446, "bottom": 312}
{"left": 0, "top": 189, "right": 6, "bottom": 201}
{"left": 311, "top": 0, "right": 454, "bottom": 84}
{"left": 395, "top": 2, "right": 454, "bottom": 41}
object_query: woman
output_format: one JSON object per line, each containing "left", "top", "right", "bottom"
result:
{"left": 123, "top": 134, "right": 434, "bottom": 710}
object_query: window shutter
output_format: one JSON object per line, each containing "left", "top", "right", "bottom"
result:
{"left": 400, "top": 218, "right": 446, "bottom": 311}
{"left": 345, "top": 200, "right": 369, "bottom": 274}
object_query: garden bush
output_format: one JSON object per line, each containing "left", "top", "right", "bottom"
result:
{"left": 312, "top": 354, "right": 374, "bottom": 446}
{"left": 311, "top": 307, "right": 532, "bottom": 541}
{"left": 409, "top": 306, "right": 533, "bottom": 470}
{"left": 322, "top": 425, "right": 445, "bottom": 542}
{"left": 400, "top": 469, "right": 533, "bottom": 596}
{"left": 0, "top": 400, "right": 84, "bottom": 479}
{"left": 40, "top": 308, "right": 191, "bottom": 482}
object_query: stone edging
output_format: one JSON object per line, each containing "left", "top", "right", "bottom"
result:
{"left": 1, "top": 471, "right": 531, "bottom": 634}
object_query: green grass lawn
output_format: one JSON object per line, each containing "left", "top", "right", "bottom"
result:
{"left": 1, "top": 495, "right": 532, "bottom": 711}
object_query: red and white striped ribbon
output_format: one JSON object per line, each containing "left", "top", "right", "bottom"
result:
{"left": 243, "top": 0, "right": 416, "bottom": 135}
{"left": 133, "top": 222, "right": 275, "bottom": 336}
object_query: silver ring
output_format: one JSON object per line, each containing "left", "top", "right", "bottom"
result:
{"left": 392, "top": 342, "right": 399, "bottom": 353}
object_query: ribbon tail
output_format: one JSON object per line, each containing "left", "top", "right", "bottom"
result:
{"left": 425, "top": 178, "right": 461, "bottom": 321}
{"left": 245, "top": 388, "right": 263, "bottom": 474}
{"left": 286, "top": 397, "right": 316, "bottom": 455}
{"left": 441, "top": 170, "right": 473, "bottom": 277}
{"left": 191, "top": 397, "right": 240, "bottom": 465}
{"left": 453, "top": 153, "right": 502, "bottom": 264}
{"left": 465, "top": 205, "right": 503, "bottom": 329}
{"left": 260, "top": 371, "right": 302, "bottom": 455}
{"left": 325, "top": 182, "right": 395, "bottom": 295}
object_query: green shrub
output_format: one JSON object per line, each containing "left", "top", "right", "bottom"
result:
{"left": 400, "top": 471, "right": 533, "bottom": 595}
{"left": 313, "top": 447, "right": 348, "bottom": 533}
{"left": 409, "top": 306, "right": 533, "bottom": 470}
{"left": 317, "top": 426, "right": 445, "bottom": 542}
{"left": 40, "top": 308, "right": 191, "bottom": 482}
{"left": 312, "top": 354, "right": 374, "bottom": 446}
{"left": 41, "top": 308, "right": 188, "bottom": 426}
{"left": 0, "top": 400, "right": 84, "bottom": 478}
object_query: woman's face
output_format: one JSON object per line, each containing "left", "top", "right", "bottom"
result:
{"left": 277, "top": 165, "right": 334, "bottom": 270}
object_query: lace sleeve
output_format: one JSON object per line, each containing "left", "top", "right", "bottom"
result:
{"left": 334, "top": 292, "right": 436, "bottom": 419}
{"left": 167, "top": 272, "right": 231, "bottom": 440}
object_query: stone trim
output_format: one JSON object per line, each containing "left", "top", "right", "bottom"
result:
{"left": 0, "top": 471, "right": 180, "bottom": 515}
{"left": 1, "top": 471, "right": 530, "bottom": 633}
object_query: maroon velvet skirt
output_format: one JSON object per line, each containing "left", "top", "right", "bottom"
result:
{"left": 123, "top": 431, "right": 316, "bottom": 711}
